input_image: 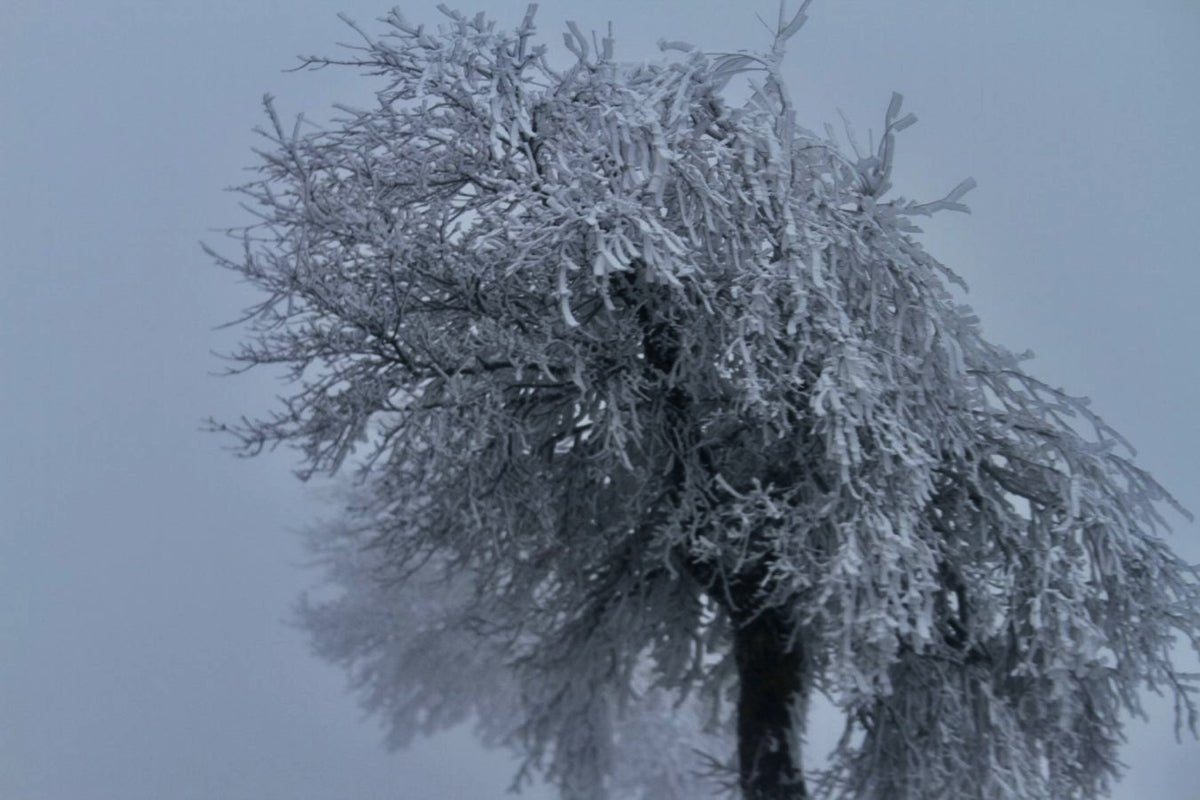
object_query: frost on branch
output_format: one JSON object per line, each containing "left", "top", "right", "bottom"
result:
{"left": 211, "top": 5, "right": 1199, "bottom": 799}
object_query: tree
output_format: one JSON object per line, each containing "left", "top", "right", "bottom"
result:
{"left": 210, "top": 5, "right": 1200, "bottom": 798}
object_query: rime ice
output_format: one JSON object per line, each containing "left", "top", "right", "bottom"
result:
{"left": 211, "top": 6, "right": 1200, "bottom": 799}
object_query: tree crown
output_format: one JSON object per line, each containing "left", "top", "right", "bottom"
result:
{"left": 211, "top": 6, "right": 1199, "bottom": 798}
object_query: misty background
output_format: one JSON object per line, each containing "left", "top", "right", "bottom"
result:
{"left": 2, "top": 1, "right": 1197, "bottom": 797}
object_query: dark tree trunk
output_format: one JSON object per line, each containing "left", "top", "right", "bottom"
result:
{"left": 732, "top": 606, "right": 807, "bottom": 799}
{"left": 625, "top": 267, "right": 808, "bottom": 797}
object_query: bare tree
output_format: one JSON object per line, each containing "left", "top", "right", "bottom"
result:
{"left": 210, "top": 5, "right": 1199, "bottom": 798}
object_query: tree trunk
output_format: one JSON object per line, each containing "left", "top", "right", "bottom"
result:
{"left": 628, "top": 268, "right": 808, "bottom": 797}
{"left": 732, "top": 606, "right": 807, "bottom": 799}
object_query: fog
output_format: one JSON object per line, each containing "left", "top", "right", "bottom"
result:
{"left": 3, "top": 1, "right": 1197, "bottom": 797}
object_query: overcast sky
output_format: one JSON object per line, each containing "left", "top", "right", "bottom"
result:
{"left": 2, "top": 1, "right": 1198, "bottom": 798}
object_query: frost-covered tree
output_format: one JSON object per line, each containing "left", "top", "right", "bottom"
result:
{"left": 210, "top": 5, "right": 1200, "bottom": 799}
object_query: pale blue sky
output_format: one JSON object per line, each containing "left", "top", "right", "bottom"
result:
{"left": 2, "top": 2, "right": 1197, "bottom": 798}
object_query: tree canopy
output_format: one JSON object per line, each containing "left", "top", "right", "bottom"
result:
{"left": 210, "top": 5, "right": 1200, "bottom": 798}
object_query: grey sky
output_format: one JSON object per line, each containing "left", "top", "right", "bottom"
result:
{"left": 2, "top": 1, "right": 1197, "bottom": 798}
